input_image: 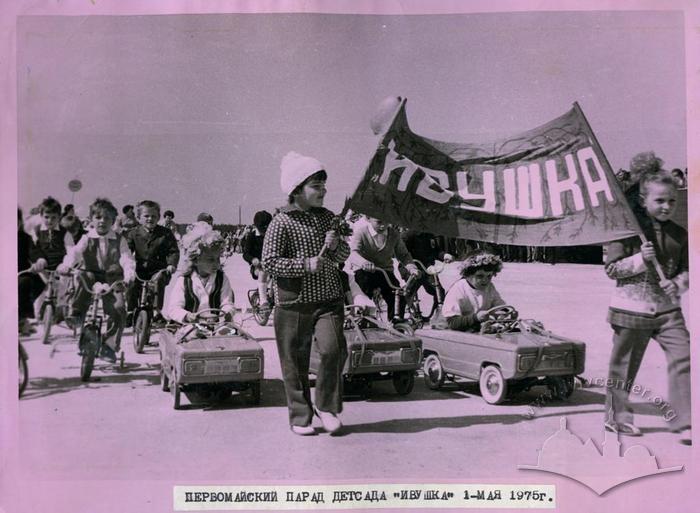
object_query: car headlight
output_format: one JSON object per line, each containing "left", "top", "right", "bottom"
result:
{"left": 239, "top": 358, "right": 261, "bottom": 373}
{"left": 400, "top": 348, "right": 420, "bottom": 363}
{"left": 184, "top": 360, "right": 205, "bottom": 375}
{"left": 518, "top": 354, "right": 537, "bottom": 371}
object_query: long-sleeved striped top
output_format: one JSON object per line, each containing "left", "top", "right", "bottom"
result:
{"left": 262, "top": 205, "right": 350, "bottom": 305}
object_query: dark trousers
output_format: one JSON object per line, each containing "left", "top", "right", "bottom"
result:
{"left": 274, "top": 300, "right": 347, "bottom": 427}
{"left": 72, "top": 271, "right": 126, "bottom": 352}
{"left": 18, "top": 273, "right": 43, "bottom": 320}
{"left": 402, "top": 270, "right": 444, "bottom": 317}
{"left": 354, "top": 269, "right": 404, "bottom": 320}
{"left": 127, "top": 272, "right": 169, "bottom": 312}
{"left": 606, "top": 310, "right": 691, "bottom": 431}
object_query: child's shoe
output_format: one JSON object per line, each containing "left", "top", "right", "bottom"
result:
{"left": 290, "top": 424, "right": 316, "bottom": 436}
{"left": 314, "top": 407, "right": 343, "bottom": 434}
{"left": 99, "top": 344, "right": 117, "bottom": 363}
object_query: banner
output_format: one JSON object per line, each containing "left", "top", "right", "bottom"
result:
{"left": 346, "top": 101, "right": 642, "bottom": 246}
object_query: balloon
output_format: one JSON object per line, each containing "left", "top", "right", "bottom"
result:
{"left": 68, "top": 179, "right": 82, "bottom": 192}
{"left": 370, "top": 96, "right": 402, "bottom": 135}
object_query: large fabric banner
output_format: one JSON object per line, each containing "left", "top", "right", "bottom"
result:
{"left": 346, "top": 101, "right": 642, "bottom": 246}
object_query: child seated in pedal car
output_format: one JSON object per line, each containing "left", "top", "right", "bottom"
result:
{"left": 165, "top": 221, "right": 236, "bottom": 327}
{"left": 57, "top": 198, "right": 136, "bottom": 362}
{"left": 441, "top": 251, "right": 506, "bottom": 332}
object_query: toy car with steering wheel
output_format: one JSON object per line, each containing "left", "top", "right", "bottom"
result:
{"left": 309, "top": 304, "right": 423, "bottom": 397}
{"left": 159, "top": 308, "right": 264, "bottom": 409}
{"left": 417, "top": 304, "right": 586, "bottom": 404}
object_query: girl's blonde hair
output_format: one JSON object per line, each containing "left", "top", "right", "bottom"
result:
{"left": 180, "top": 221, "right": 224, "bottom": 275}
{"left": 639, "top": 170, "right": 677, "bottom": 196}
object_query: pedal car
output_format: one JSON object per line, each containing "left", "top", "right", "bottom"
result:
{"left": 159, "top": 308, "right": 264, "bottom": 409}
{"left": 309, "top": 305, "right": 423, "bottom": 397}
{"left": 418, "top": 305, "right": 585, "bottom": 404}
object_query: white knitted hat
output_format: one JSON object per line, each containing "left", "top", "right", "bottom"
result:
{"left": 280, "top": 151, "right": 325, "bottom": 195}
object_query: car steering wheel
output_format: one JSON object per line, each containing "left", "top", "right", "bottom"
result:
{"left": 483, "top": 305, "right": 518, "bottom": 323}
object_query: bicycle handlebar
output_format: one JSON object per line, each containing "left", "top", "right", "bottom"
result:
{"left": 411, "top": 259, "right": 444, "bottom": 276}
{"left": 74, "top": 274, "right": 126, "bottom": 296}
{"left": 134, "top": 268, "right": 170, "bottom": 284}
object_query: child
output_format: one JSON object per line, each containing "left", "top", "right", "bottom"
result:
{"left": 242, "top": 210, "right": 273, "bottom": 308}
{"left": 604, "top": 171, "right": 690, "bottom": 441}
{"left": 58, "top": 198, "right": 135, "bottom": 362}
{"left": 166, "top": 222, "right": 235, "bottom": 323}
{"left": 348, "top": 216, "right": 420, "bottom": 322}
{"left": 126, "top": 200, "right": 180, "bottom": 320}
{"left": 18, "top": 207, "right": 38, "bottom": 336}
{"left": 27, "top": 197, "right": 76, "bottom": 324}
{"left": 441, "top": 251, "right": 505, "bottom": 331}
{"left": 115, "top": 204, "right": 139, "bottom": 235}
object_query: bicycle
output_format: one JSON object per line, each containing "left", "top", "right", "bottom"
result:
{"left": 71, "top": 272, "right": 127, "bottom": 381}
{"left": 19, "top": 340, "right": 28, "bottom": 397}
{"left": 18, "top": 269, "right": 62, "bottom": 344}
{"left": 405, "top": 259, "right": 447, "bottom": 326}
{"left": 349, "top": 264, "right": 415, "bottom": 335}
{"left": 132, "top": 269, "right": 170, "bottom": 354}
{"left": 246, "top": 262, "right": 274, "bottom": 326}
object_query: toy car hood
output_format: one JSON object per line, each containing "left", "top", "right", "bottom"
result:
{"left": 173, "top": 336, "right": 262, "bottom": 358}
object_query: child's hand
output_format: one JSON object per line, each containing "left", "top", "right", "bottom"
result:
{"left": 443, "top": 253, "right": 454, "bottom": 263}
{"left": 660, "top": 279, "right": 679, "bottom": 297}
{"left": 476, "top": 310, "right": 489, "bottom": 322}
{"left": 361, "top": 261, "right": 376, "bottom": 272}
{"left": 324, "top": 230, "right": 339, "bottom": 251}
{"left": 307, "top": 256, "right": 326, "bottom": 273}
{"left": 640, "top": 241, "right": 656, "bottom": 263}
{"left": 251, "top": 258, "right": 260, "bottom": 268}
{"left": 166, "top": 265, "right": 176, "bottom": 275}
{"left": 185, "top": 312, "right": 198, "bottom": 322}
{"left": 56, "top": 263, "right": 70, "bottom": 275}
{"left": 32, "top": 258, "right": 48, "bottom": 272}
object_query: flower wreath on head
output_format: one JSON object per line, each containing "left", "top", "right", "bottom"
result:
{"left": 460, "top": 251, "right": 503, "bottom": 277}
{"left": 181, "top": 221, "right": 224, "bottom": 261}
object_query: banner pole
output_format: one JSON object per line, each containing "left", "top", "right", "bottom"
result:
{"left": 573, "top": 102, "right": 667, "bottom": 280}
{"left": 340, "top": 97, "right": 407, "bottom": 218}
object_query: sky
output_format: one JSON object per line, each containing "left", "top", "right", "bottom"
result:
{"left": 17, "top": 10, "right": 686, "bottom": 223}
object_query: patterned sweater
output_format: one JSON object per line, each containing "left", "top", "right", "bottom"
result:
{"left": 262, "top": 205, "right": 350, "bottom": 305}
{"left": 605, "top": 218, "right": 688, "bottom": 327}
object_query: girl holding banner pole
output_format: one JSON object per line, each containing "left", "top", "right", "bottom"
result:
{"left": 603, "top": 169, "right": 690, "bottom": 443}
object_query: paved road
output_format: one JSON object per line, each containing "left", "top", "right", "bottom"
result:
{"left": 18, "top": 255, "right": 690, "bottom": 483}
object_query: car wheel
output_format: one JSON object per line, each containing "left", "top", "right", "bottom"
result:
{"left": 171, "top": 373, "right": 181, "bottom": 410}
{"left": 548, "top": 375, "right": 575, "bottom": 400}
{"left": 423, "top": 354, "right": 445, "bottom": 390}
{"left": 160, "top": 368, "right": 169, "bottom": 392}
{"left": 392, "top": 371, "right": 415, "bottom": 396}
{"left": 479, "top": 365, "right": 508, "bottom": 404}
{"left": 248, "top": 381, "right": 262, "bottom": 406}
{"left": 393, "top": 322, "right": 414, "bottom": 336}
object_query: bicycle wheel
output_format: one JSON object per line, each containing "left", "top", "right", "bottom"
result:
{"left": 18, "top": 344, "right": 28, "bottom": 397}
{"left": 250, "top": 291, "right": 270, "bottom": 326}
{"left": 80, "top": 325, "right": 100, "bottom": 382}
{"left": 41, "top": 304, "right": 54, "bottom": 345}
{"left": 133, "top": 310, "right": 151, "bottom": 354}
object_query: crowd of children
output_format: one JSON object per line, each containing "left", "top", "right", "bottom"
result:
{"left": 17, "top": 151, "right": 691, "bottom": 443}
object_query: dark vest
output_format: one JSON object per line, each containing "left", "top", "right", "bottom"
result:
{"left": 183, "top": 271, "right": 224, "bottom": 313}
{"left": 35, "top": 227, "right": 69, "bottom": 270}
{"left": 82, "top": 235, "right": 124, "bottom": 282}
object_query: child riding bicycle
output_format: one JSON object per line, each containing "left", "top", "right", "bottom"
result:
{"left": 126, "top": 200, "right": 180, "bottom": 323}
{"left": 58, "top": 198, "right": 136, "bottom": 362}
{"left": 348, "top": 216, "right": 420, "bottom": 323}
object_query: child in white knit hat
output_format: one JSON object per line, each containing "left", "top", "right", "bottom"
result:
{"left": 262, "top": 151, "right": 350, "bottom": 436}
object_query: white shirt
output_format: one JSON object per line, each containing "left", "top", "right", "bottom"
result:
{"left": 166, "top": 271, "right": 235, "bottom": 323}
{"left": 442, "top": 279, "right": 505, "bottom": 319}
{"left": 61, "top": 228, "right": 135, "bottom": 281}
